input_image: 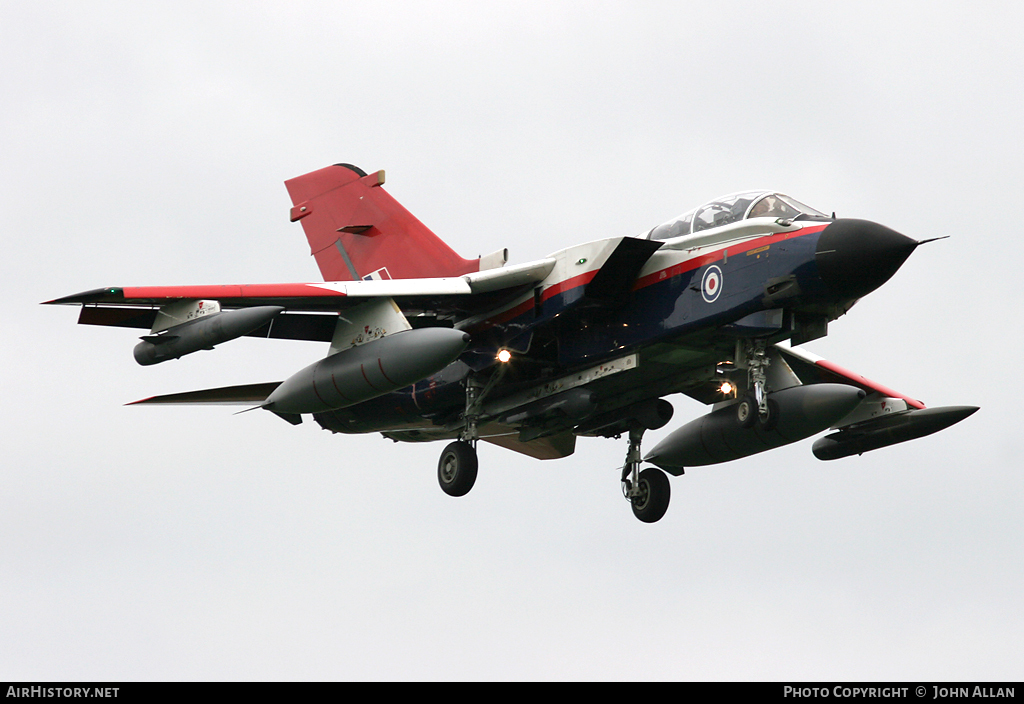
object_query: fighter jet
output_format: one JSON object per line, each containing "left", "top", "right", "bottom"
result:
{"left": 46, "top": 163, "right": 978, "bottom": 522}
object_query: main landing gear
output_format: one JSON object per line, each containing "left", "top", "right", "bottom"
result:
{"left": 435, "top": 367, "right": 674, "bottom": 524}
{"left": 436, "top": 370, "right": 504, "bottom": 498}
{"left": 735, "top": 339, "right": 779, "bottom": 431}
{"left": 620, "top": 428, "right": 671, "bottom": 523}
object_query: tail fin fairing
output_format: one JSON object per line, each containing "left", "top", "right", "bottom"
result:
{"left": 285, "top": 164, "right": 481, "bottom": 283}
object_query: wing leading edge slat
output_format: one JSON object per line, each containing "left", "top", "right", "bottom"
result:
{"left": 43, "top": 258, "right": 556, "bottom": 313}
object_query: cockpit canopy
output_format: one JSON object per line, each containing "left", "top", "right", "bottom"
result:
{"left": 647, "top": 191, "right": 828, "bottom": 241}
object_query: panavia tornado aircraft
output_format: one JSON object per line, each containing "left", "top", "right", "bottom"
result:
{"left": 47, "top": 163, "right": 978, "bottom": 522}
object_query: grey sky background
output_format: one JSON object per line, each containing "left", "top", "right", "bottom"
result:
{"left": 2, "top": 1, "right": 1021, "bottom": 680}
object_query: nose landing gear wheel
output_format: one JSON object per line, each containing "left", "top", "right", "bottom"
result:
{"left": 630, "top": 467, "right": 671, "bottom": 523}
{"left": 438, "top": 440, "right": 478, "bottom": 497}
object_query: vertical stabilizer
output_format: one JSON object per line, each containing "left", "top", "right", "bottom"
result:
{"left": 285, "top": 164, "right": 481, "bottom": 282}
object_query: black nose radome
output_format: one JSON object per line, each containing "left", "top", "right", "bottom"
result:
{"left": 815, "top": 219, "right": 918, "bottom": 300}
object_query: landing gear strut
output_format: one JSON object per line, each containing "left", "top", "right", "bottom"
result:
{"left": 620, "top": 428, "right": 671, "bottom": 523}
{"left": 436, "top": 366, "right": 507, "bottom": 498}
{"left": 736, "top": 339, "right": 779, "bottom": 431}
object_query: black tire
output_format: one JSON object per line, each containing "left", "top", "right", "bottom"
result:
{"left": 758, "top": 397, "right": 780, "bottom": 432}
{"left": 437, "top": 441, "right": 478, "bottom": 497}
{"left": 631, "top": 467, "right": 671, "bottom": 523}
{"left": 736, "top": 394, "right": 758, "bottom": 429}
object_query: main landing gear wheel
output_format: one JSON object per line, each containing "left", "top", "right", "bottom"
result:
{"left": 736, "top": 394, "right": 779, "bottom": 431}
{"left": 736, "top": 394, "right": 758, "bottom": 429}
{"left": 438, "top": 440, "right": 478, "bottom": 497}
{"left": 758, "top": 397, "right": 780, "bottom": 432}
{"left": 620, "top": 428, "right": 672, "bottom": 523}
{"left": 630, "top": 467, "right": 671, "bottom": 524}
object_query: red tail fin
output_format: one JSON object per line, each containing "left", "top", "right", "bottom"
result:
{"left": 284, "top": 164, "right": 481, "bottom": 282}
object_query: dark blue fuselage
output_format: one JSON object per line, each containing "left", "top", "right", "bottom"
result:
{"left": 314, "top": 222, "right": 838, "bottom": 435}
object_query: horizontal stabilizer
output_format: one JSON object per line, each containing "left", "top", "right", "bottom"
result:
{"left": 128, "top": 382, "right": 282, "bottom": 406}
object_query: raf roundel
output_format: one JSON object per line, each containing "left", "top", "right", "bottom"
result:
{"left": 701, "top": 265, "right": 723, "bottom": 303}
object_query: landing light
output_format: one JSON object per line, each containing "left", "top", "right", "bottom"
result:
{"left": 497, "top": 349, "right": 512, "bottom": 363}
{"left": 720, "top": 381, "right": 734, "bottom": 395}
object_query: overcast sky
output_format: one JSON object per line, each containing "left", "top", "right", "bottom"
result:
{"left": 2, "top": 1, "right": 1021, "bottom": 681}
